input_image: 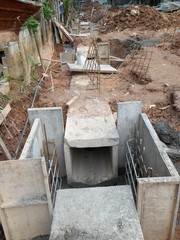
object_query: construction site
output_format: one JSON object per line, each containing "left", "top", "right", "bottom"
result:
{"left": 0, "top": 0, "right": 180, "bottom": 239}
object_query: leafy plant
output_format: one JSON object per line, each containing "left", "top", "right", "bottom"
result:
{"left": 4, "top": 74, "right": 11, "bottom": 81}
{"left": 43, "top": 1, "right": 53, "bottom": 21}
{"left": 28, "top": 56, "right": 40, "bottom": 81}
{"left": 0, "top": 93, "right": 11, "bottom": 108}
{"left": 23, "top": 17, "right": 39, "bottom": 33}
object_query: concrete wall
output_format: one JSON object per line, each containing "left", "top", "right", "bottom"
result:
{"left": 137, "top": 177, "right": 180, "bottom": 240}
{"left": 139, "top": 113, "right": 175, "bottom": 177}
{"left": 28, "top": 107, "right": 66, "bottom": 177}
{"left": 117, "top": 101, "right": 142, "bottom": 168}
{"left": 137, "top": 113, "right": 180, "bottom": 240}
{"left": 20, "top": 118, "right": 43, "bottom": 159}
{"left": 2, "top": 21, "right": 52, "bottom": 82}
{"left": 3, "top": 42, "right": 23, "bottom": 79}
{"left": 0, "top": 158, "right": 53, "bottom": 240}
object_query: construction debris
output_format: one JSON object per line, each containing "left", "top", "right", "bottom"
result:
{"left": 53, "top": 20, "right": 74, "bottom": 43}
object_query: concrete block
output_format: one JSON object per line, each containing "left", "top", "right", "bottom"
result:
{"left": 98, "top": 43, "right": 110, "bottom": 59}
{"left": 71, "top": 28, "right": 78, "bottom": 34}
{"left": 0, "top": 158, "right": 52, "bottom": 240}
{"left": 64, "top": 99, "right": 119, "bottom": 186}
{"left": 97, "top": 42, "right": 110, "bottom": 65}
{"left": 60, "top": 52, "right": 75, "bottom": 63}
{"left": 61, "top": 62, "right": 69, "bottom": 71}
{"left": 63, "top": 44, "right": 76, "bottom": 55}
{"left": 65, "top": 100, "right": 119, "bottom": 148}
{"left": 117, "top": 101, "right": 142, "bottom": 168}
{"left": 0, "top": 81, "right": 10, "bottom": 94}
{"left": 60, "top": 52, "right": 75, "bottom": 72}
{"left": 91, "top": 28, "right": 99, "bottom": 36}
{"left": 20, "top": 118, "right": 43, "bottom": 159}
{"left": 50, "top": 186, "right": 144, "bottom": 240}
{"left": 28, "top": 107, "right": 66, "bottom": 177}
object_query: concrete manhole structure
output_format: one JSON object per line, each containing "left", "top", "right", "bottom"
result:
{"left": 64, "top": 99, "right": 119, "bottom": 187}
{"left": 0, "top": 101, "right": 179, "bottom": 240}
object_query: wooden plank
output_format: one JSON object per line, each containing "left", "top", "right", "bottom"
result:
{"left": 53, "top": 20, "right": 74, "bottom": 43}
{"left": 0, "top": 104, "right": 11, "bottom": 125}
{"left": 0, "top": 137, "right": 11, "bottom": 159}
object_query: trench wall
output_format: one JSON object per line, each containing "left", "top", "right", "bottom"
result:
{"left": 20, "top": 118, "right": 43, "bottom": 160}
{"left": 137, "top": 113, "right": 180, "bottom": 240}
{"left": 28, "top": 107, "right": 66, "bottom": 177}
{"left": 117, "top": 101, "right": 142, "bottom": 168}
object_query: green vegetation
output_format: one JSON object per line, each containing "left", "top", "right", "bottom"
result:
{"left": 28, "top": 56, "right": 40, "bottom": 81}
{"left": 23, "top": 16, "right": 39, "bottom": 33}
{"left": 0, "top": 93, "right": 11, "bottom": 108}
{"left": 43, "top": 1, "right": 53, "bottom": 21}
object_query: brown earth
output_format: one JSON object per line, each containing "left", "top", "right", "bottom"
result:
{"left": 100, "top": 5, "right": 180, "bottom": 33}
{"left": 80, "top": 1, "right": 109, "bottom": 23}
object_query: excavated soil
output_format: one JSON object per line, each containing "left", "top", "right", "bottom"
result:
{"left": 100, "top": 6, "right": 180, "bottom": 33}
{"left": 80, "top": 1, "right": 109, "bottom": 23}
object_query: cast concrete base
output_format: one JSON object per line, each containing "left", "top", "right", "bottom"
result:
{"left": 50, "top": 186, "right": 144, "bottom": 240}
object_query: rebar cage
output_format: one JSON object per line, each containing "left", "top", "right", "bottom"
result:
{"left": 125, "top": 123, "right": 154, "bottom": 202}
{"left": 41, "top": 124, "right": 62, "bottom": 207}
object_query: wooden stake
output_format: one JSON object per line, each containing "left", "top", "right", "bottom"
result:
{"left": 0, "top": 137, "right": 12, "bottom": 160}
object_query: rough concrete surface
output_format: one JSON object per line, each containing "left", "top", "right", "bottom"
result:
{"left": 117, "top": 101, "right": 142, "bottom": 168}
{"left": 65, "top": 99, "right": 119, "bottom": 148}
{"left": 50, "top": 186, "right": 144, "bottom": 240}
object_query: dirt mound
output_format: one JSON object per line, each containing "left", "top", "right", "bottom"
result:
{"left": 80, "top": 1, "right": 109, "bottom": 23}
{"left": 110, "top": 39, "right": 141, "bottom": 58}
{"left": 171, "top": 33, "right": 180, "bottom": 56}
{"left": 100, "top": 6, "right": 169, "bottom": 33}
{"left": 153, "top": 120, "right": 180, "bottom": 148}
{"left": 172, "top": 88, "right": 180, "bottom": 111}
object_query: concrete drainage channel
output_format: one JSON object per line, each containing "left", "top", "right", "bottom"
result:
{"left": 0, "top": 101, "right": 179, "bottom": 240}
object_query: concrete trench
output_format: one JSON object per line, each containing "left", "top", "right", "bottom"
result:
{"left": 0, "top": 38, "right": 180, "bottom": 240}
{"left": 0, "top": 97, "right": 179, "bottom": 240}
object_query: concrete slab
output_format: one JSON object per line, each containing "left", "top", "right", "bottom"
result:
{"left": 50, "top": 186, "right": 144, "bottom": 240}
{"left": 65, "top": 99, "right": 119, "bottom": 148}
{"left": 67, "top": 62, "right": 118, "bottom": 73}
